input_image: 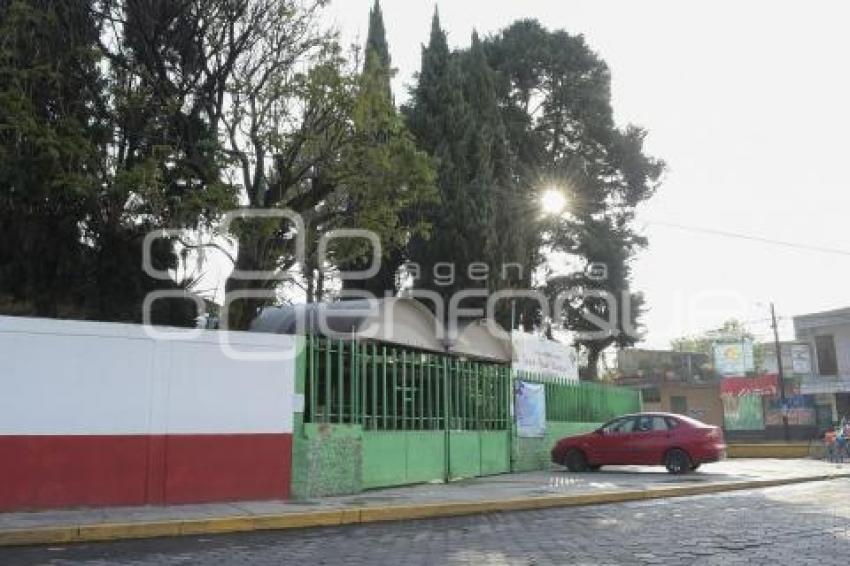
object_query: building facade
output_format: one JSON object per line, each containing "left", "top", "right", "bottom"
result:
{"left": 794, "top": 307, "right": 850, "bottom": 424}
{"left": 615, "top": 349, "right": 724, "bottom": 428}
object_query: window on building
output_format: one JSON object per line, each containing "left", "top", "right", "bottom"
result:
{"left": 670, "top": 395, "right": 688, "bottom": 415}
{"left": 641, "top": 387, "right": 661, "bottom": 403}
{"left": 815, "top": 335, "right": 838, "bottom": 376}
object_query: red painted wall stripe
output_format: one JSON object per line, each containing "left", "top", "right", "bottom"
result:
{"left": 0, "top": 434, "right": 292, "bottom": 511}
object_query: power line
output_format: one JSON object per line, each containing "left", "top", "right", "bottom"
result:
{"left": 646, "top": 219, "right": 850, "bottom": 257}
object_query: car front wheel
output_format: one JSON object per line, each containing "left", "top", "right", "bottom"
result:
{"left": 564, "top": 449, "right": 589, "bottom": 472}
{"left": 665, "top": 448, "right": 691, "bottom": 474}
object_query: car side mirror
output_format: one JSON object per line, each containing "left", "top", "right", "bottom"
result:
{"left": 594, "top": 428, "right": 604, "bottom": 435}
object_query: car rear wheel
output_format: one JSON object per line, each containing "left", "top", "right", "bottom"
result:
{"left": 665, "top": 448, "right": 691, "bottom": 474}
{"left": 564, "top": 449, "right": 589, "bottom": 472}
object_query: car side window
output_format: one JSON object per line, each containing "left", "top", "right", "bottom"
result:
{"left": 665, "top": 417, "right": 680, "bottom": 429}
{"left": 613, "top": 417, "right": 636, "bottom": 433}
{"left": 601, "top": 419, "right": 623, "bottom": 434}
{"left": 652, "top": 416, "right": 669, "bottom": 431}
{"left": 636, "top": 416, "right": 654, "bottom": 432}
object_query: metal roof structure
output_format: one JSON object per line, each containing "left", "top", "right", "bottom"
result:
{"left": 250, "top": 297, "right": 512, "bottom": 363}
{"left": 448, "top": 319, "right": 512, "bottom": 363}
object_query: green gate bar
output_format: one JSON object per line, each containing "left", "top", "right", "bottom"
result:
{"left": 304, "top": 336, "right": 514, "bottom": 432}
{"left": 303, "top": 337, "right": 639, "bottom": 431}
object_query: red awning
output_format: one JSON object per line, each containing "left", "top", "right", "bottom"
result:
{"left": 720, "top": 374, "right": 779, "bottom": 397}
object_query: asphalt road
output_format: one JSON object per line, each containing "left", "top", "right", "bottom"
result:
{"left": 3, "top": 479, "right": 850, "bottom": 566}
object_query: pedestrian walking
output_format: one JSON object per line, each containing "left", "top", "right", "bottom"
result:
{"left": 836, "top": 426, "right": 847, "bottom": 464}
{"left": 825, "top": 428, "right": 837, "bottom": 462}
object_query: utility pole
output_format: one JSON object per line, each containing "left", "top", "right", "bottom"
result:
{"left": 770, "top": 302, "right": 790, "bottom": 442}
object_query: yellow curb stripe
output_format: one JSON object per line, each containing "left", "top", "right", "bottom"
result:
{"left": 727, "top": 444, "right": 812, "bottom": 459}
{"left": 2, "top": 473, "right": 848, "bottom": 548}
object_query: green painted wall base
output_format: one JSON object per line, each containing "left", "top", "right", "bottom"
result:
{"left": 362, "top": 431, "right": 445, "bottom": 489}
{"left": 291, "top": 422, "right": 363, "bottom": 499}
{"left": 291, "top": 420, "right": 601, "bottom": 499}
{"left": 511, "top": 421, "right": 601, "bottom": 472}
{"left": 448, "top": 431, "right": 481, "bottom": 479}
{"left": 480, "top": 431, "right": 511, "bottom": 476}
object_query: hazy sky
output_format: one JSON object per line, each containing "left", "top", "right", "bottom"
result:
{"left": 324, "top": 0, "right": 850, "bottom": 347}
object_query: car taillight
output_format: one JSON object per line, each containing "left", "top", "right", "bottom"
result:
{"left": 706, "top": 428, "right": 722, "bottom": 441}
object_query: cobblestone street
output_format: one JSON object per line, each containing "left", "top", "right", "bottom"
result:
{"left": 4, "top": 478, "right": 850, "bottom": 565}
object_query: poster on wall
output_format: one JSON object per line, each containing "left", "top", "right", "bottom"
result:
{"left": 761, "top": 344, "right": 812, "bottom": 375}
{"left": 713, "top": 342, "right": 755, "bottom": 376}
{"left": 512, "top": 332, "right": 578, "bottom": 380}
{"left": 722, "top": 394, "right": 765, "bottom": 430}
{"left": 765, "top": 395, "right": 816, "bottom": 426}
{"left": 515, "top": 380, "right": 546, "bottom": 437}
{"left": 791, "top": 345, "right": 813, "bottom": 374}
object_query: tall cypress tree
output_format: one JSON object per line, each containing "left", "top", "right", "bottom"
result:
{"left": 406, "top": 18, "right": 532, "bottom": 326}
{"left": 405, "top": 9, "right": 478, "bottom": 311}
{"left": 338, "top": 0, "right": 437, "bottom": 298}
{"left": 406, "top": 7, "right": 451, "bottom": 155}
{"left": 365, "top": 0, "right": 390, "bottom": 71}
{"left": 462, "top": 31, "right": 501, "bottom": 263}
{"left": 364, "top": 0, "right": 392, "bottom": 101}
{"left": 462, "top": 30, "right": 533, "bottom": 315}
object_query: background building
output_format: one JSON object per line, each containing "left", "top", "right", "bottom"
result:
{"left": 794, "top": 308, "right": 850, "bottom": 425}
{"left": 615, "top": 349, "right": 723, "bottom": 428}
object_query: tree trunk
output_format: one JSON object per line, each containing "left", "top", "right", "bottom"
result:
{"left": 223, "top": 239, "right": 273, "bottom": 330}
{"left": 583, "top": 346, "right": 601, "bottom": 381}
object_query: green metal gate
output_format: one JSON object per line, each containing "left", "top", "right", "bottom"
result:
{"left": 304, "top": 335, "right": 511, "bottom": 489}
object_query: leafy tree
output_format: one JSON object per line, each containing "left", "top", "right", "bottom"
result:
{"left": 333, "top": 49, "right": 437, "bottom": 299}
{"left": 406, "top": 12, "right": 515, "bottom": 319}
{"left": 218, "top": 1, "right": 436, "bottom": 328}
{"left": 364, "top": 0, "right": 391, "bottom": 101}
{"left": 462, "top": 31, "right": 536, "bottom": 325}
{"left": 671, "top": 318, "right": 766, "bottom": 376}
{"left": 338, "top": 0, "right": 436, "bottom": 299}
{"left": 0, "top": 1, "right": 105, "bottom": 317}
{"left": 485, "top": 21, "right": 665, "bottom": 378}
{"left": 85, "top": 0, "right": 248, "bottom": 324}
{"left": 671, "top": 319, "right": 755, "bottom": 357}
{"left": 1, "top": 1, "right": 311, "bottom": 325}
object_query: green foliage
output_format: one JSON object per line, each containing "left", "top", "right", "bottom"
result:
{"left": 405, "top": 14, "right": 526, "bottom": 319}
{"left": 0, "top": 1, "right": 102, "bottom": 316}
{"left": 671, "top": 319, "right": 755, "bottom": 357}
{"left": 0, "top": 1, "right": 662, "bottom": 345}
{"left": 328, "top": 49, "right": 437, "bottom": 288}
{"left": 404, "top": 15, "right": 663, "bottom": 351}
{"left": 364, "top": 0, "right": 392, "bottom": 100}
{"left": 221, "top": 1, "right": 437, "bottom": 325}
{"left": 484, "top": 20, "right": 665, "bottom": 376}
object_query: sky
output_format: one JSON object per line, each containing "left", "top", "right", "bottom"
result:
{"left": 323, "top": 0, "right": 850, "bottom": 348}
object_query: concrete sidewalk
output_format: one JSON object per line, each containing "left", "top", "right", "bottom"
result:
{"left": 1, "top": 458, "right": 847, "bottom": 547}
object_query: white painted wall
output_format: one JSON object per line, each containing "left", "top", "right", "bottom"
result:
{"left": 0, "top": 316, "right": 298, "bottom": 435}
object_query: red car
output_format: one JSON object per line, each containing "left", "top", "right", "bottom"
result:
{"left": 551, "top": 412, "right": 726, "bottom": 474}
